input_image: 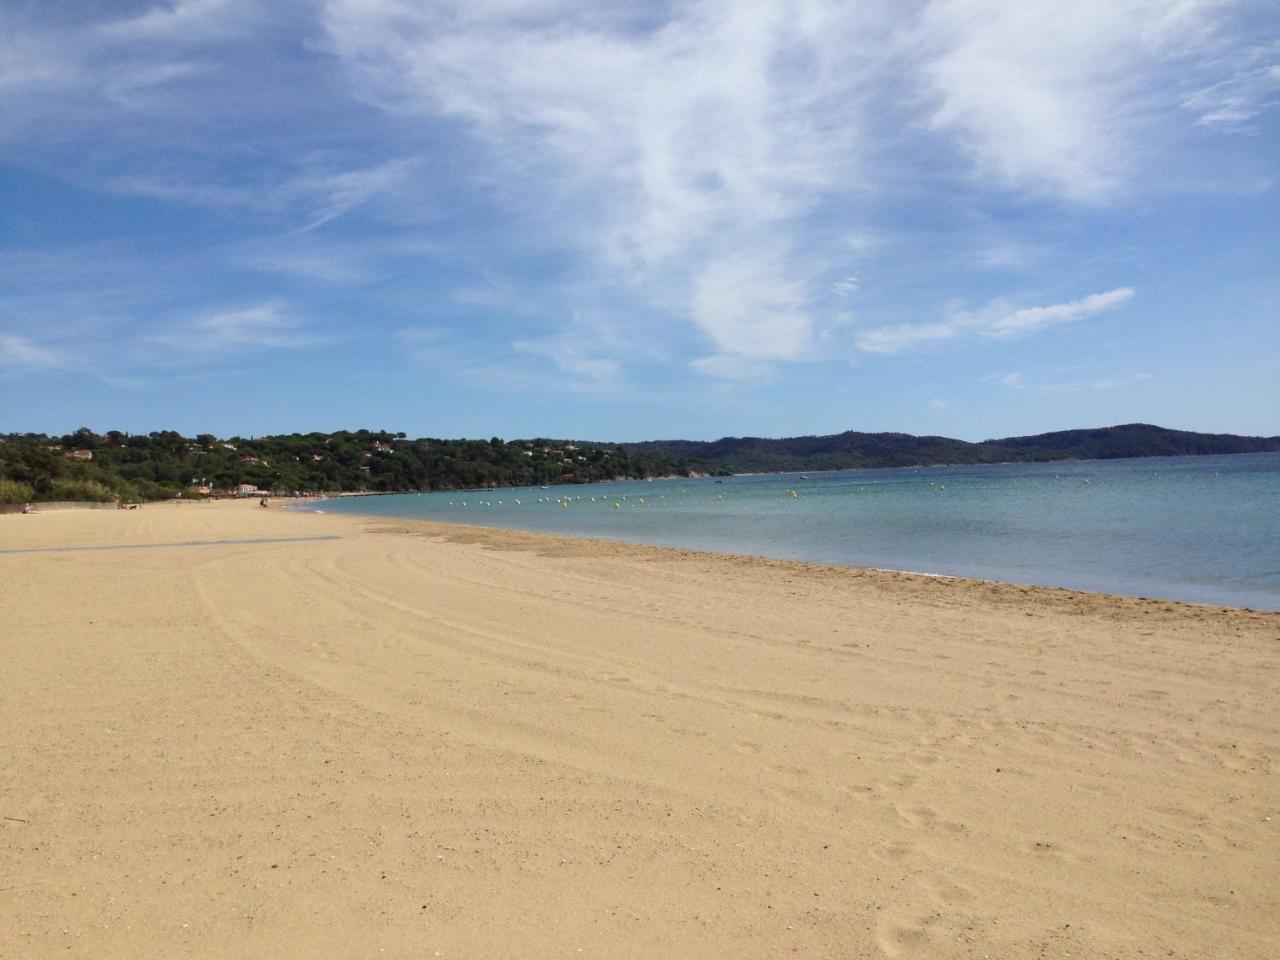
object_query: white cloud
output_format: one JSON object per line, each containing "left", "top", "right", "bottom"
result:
{"left": 292, "top": 158, "right": 424, "bottom": 232}
{"left": 320, "top": 0, "right": 882, "bottom": 369}
{"left": 978, "top": 287, "right": 1134, "bottom": 338}
{"left": 512, "top": 336, "right": 621, "bottom": 384}
{"left": 148, "top": 303, "right": 327, "bottom": 355}
{"left": 917, "top": 0, "right": 1229, "bottom": 201}
{"left": 853, "top": 321, "right": 960, "bottom": 355}
{"left": 0, "top": 334, "right": 65, "bottom": 369}
{"left": 976, "top": 241, "right": 1047, "bottom": 268}
{"left": 1183, "top": 55, "right": 1280, "bottom": 130}
{"left": 985, "top": 369, "right": 1153, "bottom": 393}
{"left": 690, "top": 251, "right": 816, "bottom": 361}
{"left": 983, "top": 372, "right": 1025, "bottom": 388}
{"left": 0, "top": 0, "right": 1272, "bottom": 389}
{"left": 96, "top": 0, "right": 247, "bottom": 43}
{"left": 855, "top": 287, "right": 1134, "bottom": 354}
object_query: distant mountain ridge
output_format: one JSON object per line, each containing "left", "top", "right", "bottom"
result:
{"left": 621, "top": 423, "right": 1280, "bottom": 474}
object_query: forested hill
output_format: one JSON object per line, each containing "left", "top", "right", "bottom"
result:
{"left": 3, "top": 423, "right": 1276, "bottom": 504}
{"left": 0, "top": 429, "right": 719, "bottom": 503}
{"left": 621, "top": 424, "right": 1280, "bottom": 474}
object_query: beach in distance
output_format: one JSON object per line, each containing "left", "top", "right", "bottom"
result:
{"left": 2, "top": 500, "right": 1277, "bottom": 958}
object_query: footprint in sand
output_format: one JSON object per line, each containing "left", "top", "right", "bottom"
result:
{"left": 907, "top": 751, "right": 941, "bottom": 768}
{"left": 895, "top": 803, "right": 966, "bottom": 834}
{"left": 921, "top": 875, "right": 975, "bottom": 906}
{"left": 876, "top": 771, "right": 920, "bottom": 792}
{"left": 869, "top": 839, "right": 918, "bottom": 863}
{"left": 732, "top": 740, "right": 762, "bottom": 754}
{"left": 875, "top": 917, "right": 931, "bottom": 958}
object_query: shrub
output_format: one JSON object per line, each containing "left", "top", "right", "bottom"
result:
{"left": 45, "top": 478, "right": 117, "bottom": 503}
{"left": 131, "top": 479, "right": 185, "bottom": 501}
{"left": 0, "top": 477, "right": 35, "bottom": 504}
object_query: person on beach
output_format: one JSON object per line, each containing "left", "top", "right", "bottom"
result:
{"left": 21, "top": 502, "right": 33, "bottom": 514}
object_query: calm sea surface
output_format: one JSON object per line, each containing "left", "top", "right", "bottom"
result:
{"left": 294, "top": 453, "right": 1280, "bottom": 610}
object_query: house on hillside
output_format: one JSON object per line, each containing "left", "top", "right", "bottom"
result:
{"left": 65, "top": 449, "right": 94, "bottom": 461}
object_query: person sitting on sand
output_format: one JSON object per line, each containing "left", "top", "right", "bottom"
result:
{"left": 21, "top": 501, "right": 33, "bottom": 514}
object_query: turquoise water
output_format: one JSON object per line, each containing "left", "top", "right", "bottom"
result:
{"left": 294, "top": 453, "right": 1280, "bottom": 610}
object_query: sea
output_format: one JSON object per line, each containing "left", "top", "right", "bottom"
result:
{"left": 292, "top": 452, "right": 1280, "bottom": 611}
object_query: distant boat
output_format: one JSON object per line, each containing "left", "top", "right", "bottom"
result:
{"left": 799, "top": 475, "right": 809, "bottom": 480}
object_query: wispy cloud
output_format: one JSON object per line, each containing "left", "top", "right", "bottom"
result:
{"left": 855, "top": 287, "right": 1134, "bottom": 354}
{"left": 0, "top": 0, "right": 1273, "bottom": 418}
{"left": 292, "top": 158, "right": 425, "bottom": 232}
{"left": 511, "top": 338, "right": 620, "bottom": 384}
{"left": 147, "top": 303, "right": 330, "bottom": 357}
{"left": 832, "top": 276, "right": 859, "bottom": 297}
{"left": 0, "top": 334, "right": 66, "bottom": 370}
{"left": 321, "top": 0, "right": 885, "bottom": 371}
{"left": 917, "top": 0, "right": 1230, "bottom": 201}
{"left": 1183, "top": 56, "right": 1280, "bottom": 130}
{"left": 985, "top": 370, "right": 1153, "bottom": 393}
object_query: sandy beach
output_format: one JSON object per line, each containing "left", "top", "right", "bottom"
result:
{"left": 2, "top": 500, "right": 1276, "bottom": 959}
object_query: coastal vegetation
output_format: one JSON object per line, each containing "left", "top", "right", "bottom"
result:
{"left": 1, "top": 423, "right": 1275, "bottom": 503}
{"left": 0, "top": 429, "right": 717, "bottom": 503}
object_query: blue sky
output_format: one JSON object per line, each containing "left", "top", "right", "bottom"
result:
{"left": 1, "top": 0, "right": 1277, "bottom": 442}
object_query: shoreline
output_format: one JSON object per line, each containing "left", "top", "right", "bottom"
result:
{"left": 359, "top": 512, "right": 1280, "bottom": 619}
{"left": 3, "top": 500, "right": 1278, "bottom": 958}
{"left": 11, "top": 500, "right": 1275, "bottom": 617}
{"left": 289, "top": 498, "right": 1280, "bottom": 613}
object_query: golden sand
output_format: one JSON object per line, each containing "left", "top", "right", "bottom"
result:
{"left": 2, "top": 500, "right": 1277, "bottom": 958}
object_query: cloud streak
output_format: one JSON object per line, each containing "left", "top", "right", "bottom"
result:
{"left": 854, "top": 287, "right": 1134, "bottom": 354}
{"left": 0, "top": 334, "right": 66, "bottom": 370}
{"left": 985, "top": 370, "right": 1153, "bottom": 394}
{"left": 147, "top": 303, "right": 330, "bottom": 357}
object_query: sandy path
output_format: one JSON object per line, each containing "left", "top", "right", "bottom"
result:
{"left": 2, "top": 502, "right": 1277, "bottom": 958}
